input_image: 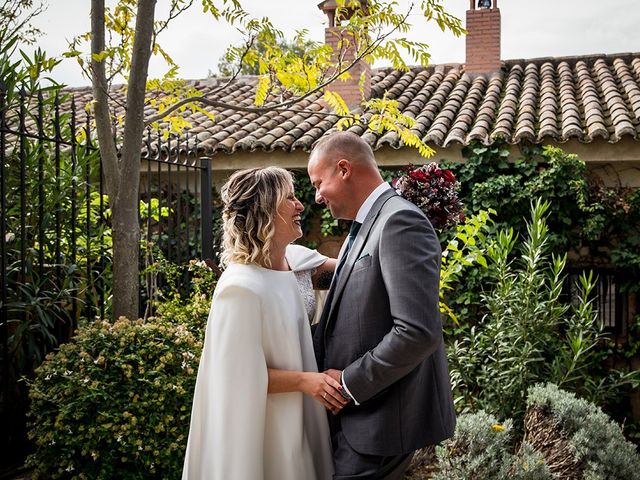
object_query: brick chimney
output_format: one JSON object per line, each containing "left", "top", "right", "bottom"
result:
{"left": 465, "top": 0, "right": 502, "bottom": 74}
{"left": 318, "top": 0, "right": 371, "bottom": 107}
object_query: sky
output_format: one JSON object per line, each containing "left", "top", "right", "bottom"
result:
{"left": 23, "top": 0, "right": 640, "bottom": 87}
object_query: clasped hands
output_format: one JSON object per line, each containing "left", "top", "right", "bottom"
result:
{"left": 304, "top": 368, "right": 350, "bottom": 414}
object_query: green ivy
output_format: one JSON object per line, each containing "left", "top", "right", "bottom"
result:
{"left": 438, "top": 142, "right": 640, "bottom": 330}
{"left": 443, "top": 143, "right": 583, "bottom": 252}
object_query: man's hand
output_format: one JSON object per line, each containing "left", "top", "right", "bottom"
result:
{"left": 299, "top": 372, "right": 348, "bottom": 413}
{"left": 324, "top": 368, "right": 342, "bottom": 383}
{"left": 323, "top": 369, "right": 352, "bottom": 413}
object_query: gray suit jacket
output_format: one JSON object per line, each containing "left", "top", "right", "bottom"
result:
{"left": 313, "top": 189, "right": 456, "bottom": 456}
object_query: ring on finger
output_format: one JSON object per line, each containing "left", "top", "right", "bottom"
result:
{"left": 323, "top": 393, "right": 327, "bottom": 400}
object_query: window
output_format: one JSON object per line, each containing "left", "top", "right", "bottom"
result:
{"left": 565, "top": 269, "right": 636, "bottom": 340}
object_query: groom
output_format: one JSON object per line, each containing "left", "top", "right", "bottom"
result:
{"left": 308, "top": 132, "right": 456, "bottom": 479}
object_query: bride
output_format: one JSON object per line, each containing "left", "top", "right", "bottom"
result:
{"left": 182, "top": 167, "right": 346, "bottom": 480}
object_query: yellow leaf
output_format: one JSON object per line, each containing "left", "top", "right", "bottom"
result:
{"left": 323, "top": 90, "right": 350, "bottom": 117}
{"left": 255, "top": 75, "right": 270, "bottom": 106}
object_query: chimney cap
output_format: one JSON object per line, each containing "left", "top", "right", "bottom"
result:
{"left": 317, "top": 0, "right": 339, "bottom": 10}
{"left": 469, "top": 0, "right": 498, "bottom": 10}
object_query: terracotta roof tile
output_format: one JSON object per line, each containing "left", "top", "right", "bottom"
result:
{"left": 44, "top": 52, "right": 640, "bottom": 157}
{"left": 538, "top": 62, "right": 560, "bottom": 139}
{"left": 467, "top": 74, "right": 501, "bottom": 144}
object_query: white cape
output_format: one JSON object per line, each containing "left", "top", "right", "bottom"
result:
{"left": 182, "top": 246, "right": 333, "bottom": 480}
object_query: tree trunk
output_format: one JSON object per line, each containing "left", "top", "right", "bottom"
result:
{"left": 91, "top": 0, "right": 157, "bottom": 320}
{"left": 111, "top": 196, "right": 141, "bottom": 319}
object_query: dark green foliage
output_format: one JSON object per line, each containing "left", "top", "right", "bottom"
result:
{"left": 443, "top": 143, "right": 582, "bottom": 253}
{"left": 442, "top": 142, "right": 640, "bottom": 291}
{"left": 1, "top": 31, "right": 111, "bottom": 460}
{"left": 440, "top": 142, "right": 640, "bottom": 439}
{"left": 1, "top": 106, "right": 109, "bottom": 383}
{"left": 26, "top": 263, "right": 216, "bottom": 478}
{"left": 447, "top": 200, "right": 639, "bottom": 424}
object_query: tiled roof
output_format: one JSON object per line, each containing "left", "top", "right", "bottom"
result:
{"left": 58, "top": 52, "right": 640, "bottom": 156}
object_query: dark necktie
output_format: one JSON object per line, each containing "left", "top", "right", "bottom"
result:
{"left": 334, "top": 221, "right": 362, "bottom": 280}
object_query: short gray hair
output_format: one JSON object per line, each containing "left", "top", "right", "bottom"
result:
{"left": 311, "top": 131, "right": 376, "bottom": 167}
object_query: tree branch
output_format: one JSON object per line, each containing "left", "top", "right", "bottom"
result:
{"left": 207, "top": 34, "right": 257, "bottom": 97}
{"left": 143, "top": 6, "right": 411, "bottom": 127}
{"left": 145, "top": 95, "right": 356, "bottom": 122}
{"left": 120, "top": 0, "right": 156, "bottom": 188}
{"left": 90, "top": 0, "right": 119, "bottom": 202}
{"left": 152, "top": 0, "right": 195, "bottom": 50}
{"left": 143, "top": 46, "right": 363, "bottom": 126}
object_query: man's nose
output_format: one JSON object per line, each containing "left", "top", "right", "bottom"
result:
{"left": 315, "top": 191, "right": 325, "bottom": 205}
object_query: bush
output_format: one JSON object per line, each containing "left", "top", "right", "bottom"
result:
{"left": 433, "top": 411, "right": 551, "bottom": 480}
{"left": 153, "top": 290, "right": 210, "bottom": 340}
{"left": 509, "top": 442, "right": 552, "bottom": 480}
{"left": 525, "top": 383, "right": 640, "bottom": 480}
{"left": 442, "top": 143, "right": 640, "bottom": 348}
{"left": 145, "top": 258, "right": 216, "bottom": 339}
{"left": 27, "top": 317, "right": 202, "bottom": 479}
{"left": 433, "top": 411, "right": 514, "bottom": 480}
{"left": 434, "top": 385, "right": 639, "bottom": 479}
{"left": 447, "top": 199, "right": 638, "bottom": 424}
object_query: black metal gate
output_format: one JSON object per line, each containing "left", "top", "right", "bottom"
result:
{"left": 139, "top": 129, "right": 215, "bottom": 318}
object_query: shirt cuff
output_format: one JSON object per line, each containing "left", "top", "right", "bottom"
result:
{"left": 340, "top": 371, "right": 360, "bottom": 406}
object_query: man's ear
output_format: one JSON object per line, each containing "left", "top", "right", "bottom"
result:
{"left": 336, "top": 159, "right": 352, "bottom": 180}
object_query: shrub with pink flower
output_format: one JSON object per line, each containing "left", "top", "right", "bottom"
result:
{"left": 392, "top": 163, "right": 465, "bottom": 230}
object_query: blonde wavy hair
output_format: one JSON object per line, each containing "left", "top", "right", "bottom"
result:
{"left": 220, "top": 167, "right": 295, "bottom": 268}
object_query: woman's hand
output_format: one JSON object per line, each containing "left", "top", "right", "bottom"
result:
{"left": 300, "top": 372, "right": 349, "bottom": 413}
{"left": 267, "top": 368, "right": 349, "bottom": 413}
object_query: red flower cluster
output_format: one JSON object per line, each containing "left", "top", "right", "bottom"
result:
{"left": 393, "top": 163, "right": 465, "bottom": 231}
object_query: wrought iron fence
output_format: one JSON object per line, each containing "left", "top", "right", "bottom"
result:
{"left": 565, "top": 268, "right": 636, "bottom": 345}
{"left": 0, "top": 83, "right": 214, "bottom": 472}
{"left": 139, "top": 129, "right": 215, "bottom": 318}
{"left": 0, "top": 83, "right": 104, "bottom": 472}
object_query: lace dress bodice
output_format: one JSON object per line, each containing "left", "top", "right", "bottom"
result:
{"left": 294, "top": 269, "right": 317, "bottom": 321}
{"left": 286, "top": 244, "right": 328, "bottom": 323}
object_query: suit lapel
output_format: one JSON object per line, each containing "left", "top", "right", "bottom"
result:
{"left": 325, "top": 188, "right": 398, "bottom": 326}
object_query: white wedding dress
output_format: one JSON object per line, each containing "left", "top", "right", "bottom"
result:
{"left": 182, "top": 245, "right": 334, "bottom": 480}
